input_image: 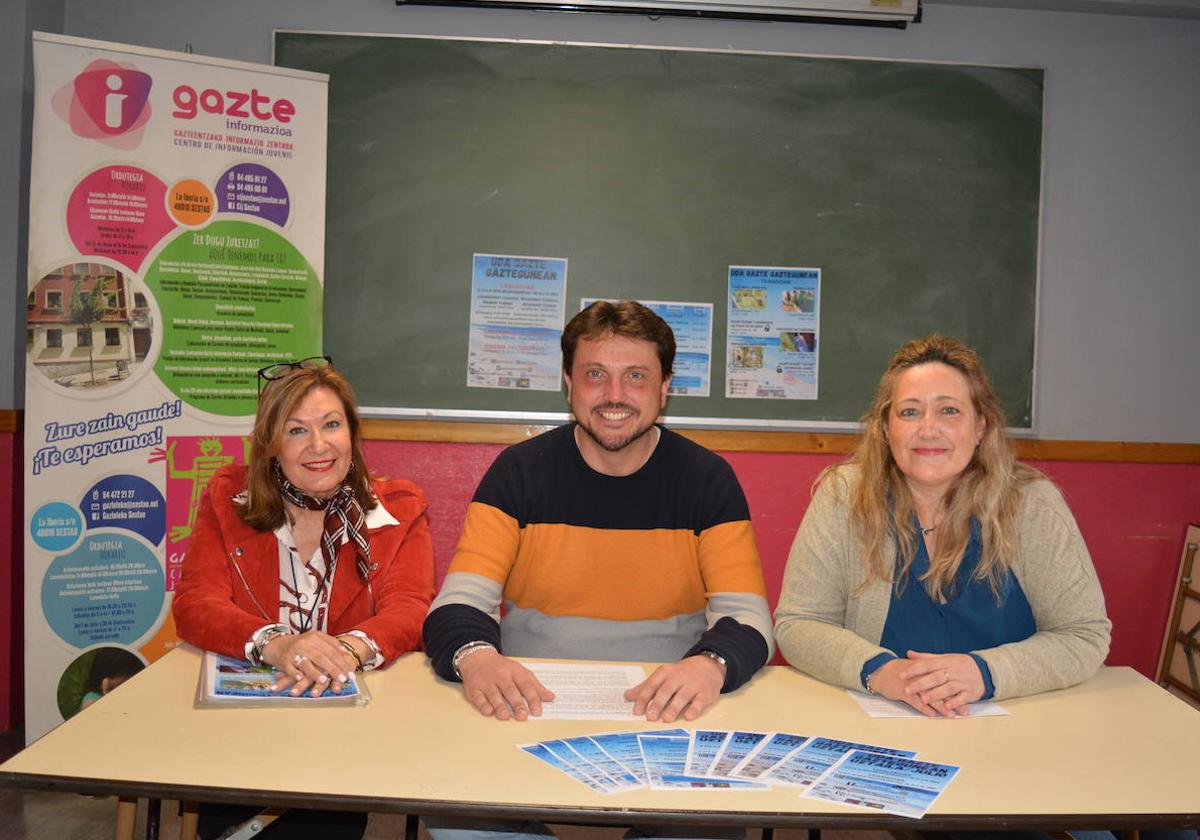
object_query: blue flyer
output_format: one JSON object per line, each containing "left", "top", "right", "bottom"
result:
{"left": 804, "top": 749, "right": 960, "bottom": 818}
{"left": 638, "top": 734, "right": 690, "bottom": 786}
{"left": 588, "top": 728, "right": 688, "bottom": 784}
{"left": 764, "top": 737, "right": 916, "bottom": 787}
{"left": 562, "top": 736, "right": 642, "bottom": 789}
{"left": 540, "top": 739, "right": 628, "bottom": 793}
{"left": 686, "top": 729, "right": 729, "bottom": 776}
{"left": 725, "top": 265, "right": 820, "bottom": 400}
{"left": 709, "top": 730, "right": 768, "bottom": 777}
{"left": 468, "top": 253, "right": 567, "bottom": 391}
{"left": 521, "top": 743, "right": 612, "bottom": 794}
{"left": 733, "top": 732, "right": 810, "bottom": 779}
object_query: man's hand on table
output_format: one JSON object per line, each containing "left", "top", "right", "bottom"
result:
{"left": 457, "top": 648, "right": 555, "bottom": 721}
{"left": 625, "top": 654, "right": 725, "bottom": 723}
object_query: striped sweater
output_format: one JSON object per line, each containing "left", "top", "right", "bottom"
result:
{"left": 423, "top": 423, "right": 773, "bottom": 691}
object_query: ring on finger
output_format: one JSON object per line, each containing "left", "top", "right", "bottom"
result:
{"left": 942, "top": 669, "right": 950, "bottom": 685}
{"left": 293, "top": 653, "right": 307, "bottom": 667}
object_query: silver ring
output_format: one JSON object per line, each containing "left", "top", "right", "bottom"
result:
{"left": 293, "top": 653, "right": 307, "bottom": 667}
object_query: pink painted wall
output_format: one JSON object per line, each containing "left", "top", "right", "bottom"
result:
{"left": 0, "top": 435, "right": 1195, "bottom": 732}
{"left": 0, "top": 431, "right": 22, "bottom": 731}
{"left": 365, "top": 439, "right": 1200, "bottom": 678}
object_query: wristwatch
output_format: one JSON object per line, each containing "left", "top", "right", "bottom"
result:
{"left": 250, "top": 625, "right": 289, "bottom": 666}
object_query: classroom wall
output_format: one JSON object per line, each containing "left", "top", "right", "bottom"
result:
{"left": 1, "top": 1, "right": 1197, "bottom": 728}
{"left": 11, "top": 0, "right": 1198, "bottom": 442}
{"left": 0, "top": 0, "right": 64, "bottom": 411}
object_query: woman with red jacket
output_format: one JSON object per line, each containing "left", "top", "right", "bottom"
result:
{"left": 173, "top": 357, "right": 434, "bottom": 839}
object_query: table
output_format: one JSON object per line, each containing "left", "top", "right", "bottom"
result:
{"left": 2, "top": 646, "right": 1198, "bottom": 838}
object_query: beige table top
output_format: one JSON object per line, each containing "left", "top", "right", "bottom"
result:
{"left": 2, "top": 646, "right": 1198, "bottom": 829}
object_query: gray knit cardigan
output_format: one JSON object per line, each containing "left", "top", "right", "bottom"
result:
{"left": 773, "top": 465, "right": 1112, "bottom": 701}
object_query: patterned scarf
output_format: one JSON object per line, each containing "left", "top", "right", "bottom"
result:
{"left": 273, "top": 458, "right": 372, "bottom": 583}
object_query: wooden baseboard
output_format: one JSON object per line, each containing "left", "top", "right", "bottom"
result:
{"left": 361, "top": 417, "right": 1200, "bottom": 463}
{"left": 4, "top": 410, "right": 1199, "bottom": 463}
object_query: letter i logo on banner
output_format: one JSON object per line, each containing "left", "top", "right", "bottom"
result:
{"left": 51, "top": 58, "right": 153, "bottom": 149}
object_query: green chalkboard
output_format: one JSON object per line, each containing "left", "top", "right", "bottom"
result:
{"left": 274, "top": 33, "right": 1042, "bottom": 428}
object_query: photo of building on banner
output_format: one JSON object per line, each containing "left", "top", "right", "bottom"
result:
{"left": 23, "top": 32, "right": 328, "bottom": 741}
{"left": 725, "top": 265, "right": 820, "bottom": 400}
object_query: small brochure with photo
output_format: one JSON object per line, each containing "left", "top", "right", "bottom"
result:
{"left": 804, "top": 750, "right": 960, "bottom": 819}
{"left": 195, "top": 651, "right": 370, "bottom": 709}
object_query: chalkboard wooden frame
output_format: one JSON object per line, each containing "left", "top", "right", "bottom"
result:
{"left": 274, "top": 32, "right": 1043, "bottom": 430}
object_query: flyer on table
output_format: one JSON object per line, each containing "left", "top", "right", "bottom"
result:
{"left": 589, "top": 728, "right": 688, "bottom": 784}
{"left": 804, "top": 749, "right": 960, "bottom": 819}
{"left": 559, "top": 735, "right": 641, "bottom": 788}
{"left": 710, "top": 730, "right": 769, "bottom": 777}
{"left": 467, "top": 253, "right": 567, "bottom": 391}
{"left": 687, "top": 729, "right": 729, "bottom": 776}
{"left": 764, "top": 737, "right": 917, "bottom": 787}
{"left": 24, "top": 32, "right": 327, "bottom": 741}
{"left": 734, "top": 732, "right": 810, "bottom": 779}
{"left": 726, "top": 265, "right": 820, "bottom": 400}
{"left": 539, "top": 739, "right": 629, "bottom": 794}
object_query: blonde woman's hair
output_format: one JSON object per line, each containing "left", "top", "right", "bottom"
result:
{"left": 820, "top": 335, "right": 1040, "bottom": 602}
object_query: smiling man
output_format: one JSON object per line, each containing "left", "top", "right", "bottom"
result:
{"left": 423, "top": 300, "right": 773, "bottom": 729}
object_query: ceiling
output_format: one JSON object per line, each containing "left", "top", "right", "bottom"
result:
{"left": 926, "top": 0, "right": 1200, "bottom": 20}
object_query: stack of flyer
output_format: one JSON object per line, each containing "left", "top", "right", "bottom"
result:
{"left": 195, "top": 651, "right": 370, "bottom": 708}
{"left": 520, "top": 728, "right": 959, "bottom": 819}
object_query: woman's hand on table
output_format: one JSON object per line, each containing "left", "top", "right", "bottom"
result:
{"left": 261, "top": 630, "right": 360, "bottom": 696}
{"left": 900, "top": 650, "right": 985, "bottom": 717}
{"left": 866, "top": 657, "right": 938, "bottom": 717}
{"left": 867, "top": 652, "right": 984, "bottom": 718}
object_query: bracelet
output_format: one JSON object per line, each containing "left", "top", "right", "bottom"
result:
{"left": 698, "top": 650, "right": 727, "bottom": 671}
{"left": 865, "top": 667, "right": 881, "bottom": 696}
{"left": 337, "top": 637, "right": 367, "bottom": 671}
{"left": 251, "top": 626, "right": 289, "bottom": 666}
{"left": 452, "top": 641, "right": 496, "bottom": 678}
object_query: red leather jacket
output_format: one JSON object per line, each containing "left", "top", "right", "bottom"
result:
{"left": 173, "top": 464, "right": 435, "bottom": 664}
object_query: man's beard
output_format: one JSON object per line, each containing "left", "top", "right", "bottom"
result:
{"left": 575, "top": 404, "right": 654, "bottom": 453}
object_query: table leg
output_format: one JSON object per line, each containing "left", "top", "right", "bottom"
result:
{"left": 178, "top": 802, "right": 199, "bottom": 840}
{"left": 146, "top": 798, "right": 161, "bottom": 840}
{"left": 115, "top": 797, "right": 138, "bottom": 840}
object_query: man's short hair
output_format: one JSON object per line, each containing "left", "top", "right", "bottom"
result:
{"left": 561, "top": 300, "right": 676, "bottom": 379}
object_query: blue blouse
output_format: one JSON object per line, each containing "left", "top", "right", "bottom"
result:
{"left": 860, "top": 519, "right": 1036, "bottom": 700}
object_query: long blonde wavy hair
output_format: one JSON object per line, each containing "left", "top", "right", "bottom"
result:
{"left": 823, "top": 335, "right": 1040, "bottom": 602}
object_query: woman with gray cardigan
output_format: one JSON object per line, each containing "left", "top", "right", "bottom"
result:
{"left": 774, "top": 335, "right": 1111, "bottom": 717}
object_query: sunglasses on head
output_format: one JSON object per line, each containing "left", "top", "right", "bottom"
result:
{"left": 256, "top": 356, "right": 333, "bottom": 396}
